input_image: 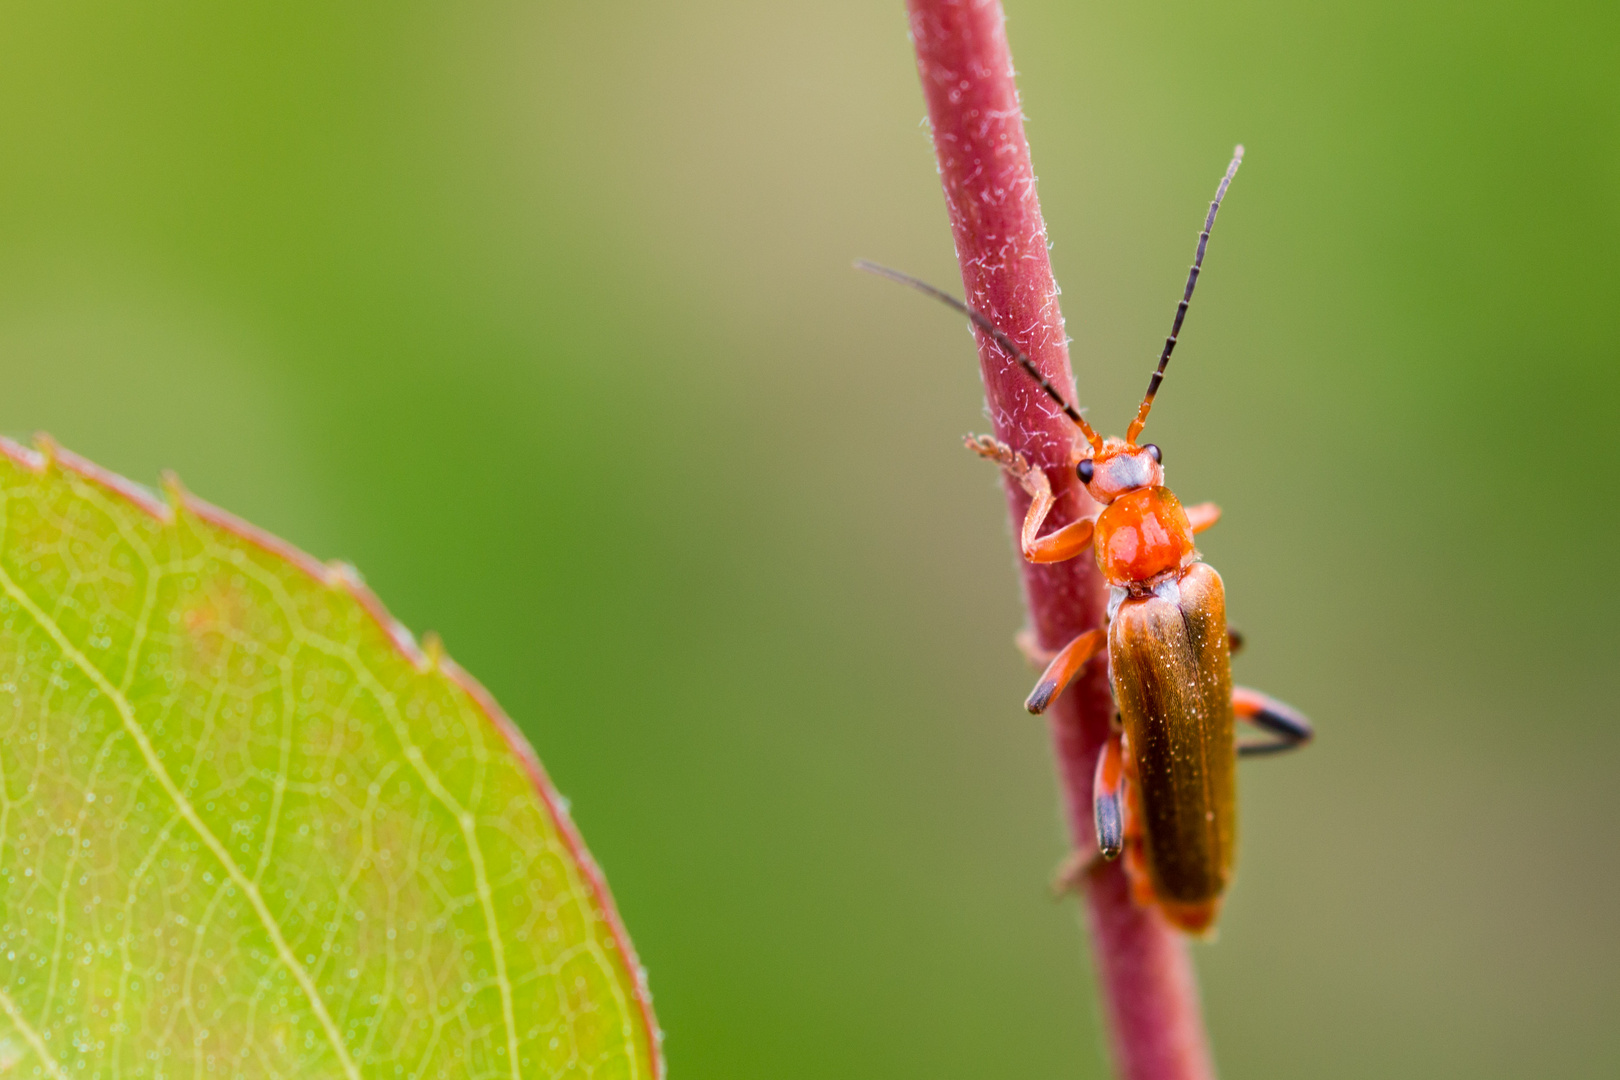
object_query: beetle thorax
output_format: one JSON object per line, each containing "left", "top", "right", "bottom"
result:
{"left": 1093, "top": 485, "right": 1195, "bottom": 588}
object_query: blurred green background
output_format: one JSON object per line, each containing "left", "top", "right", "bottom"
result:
{"left": 1, "top": 1, "right": 1616, "bottom": 1076}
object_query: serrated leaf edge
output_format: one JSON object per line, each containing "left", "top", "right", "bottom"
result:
{"left": 0, "top": 434, "right": 665, "bottom": 1079}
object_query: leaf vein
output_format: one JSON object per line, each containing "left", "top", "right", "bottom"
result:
{"left": 221, "top": 551, "right": 526, "bottom": 1080}
{"left": 0, "top": 562, "right": 364, "bottom": 1080}
{"left": 0, "top": 984, "right": 70, "bottom": 1080}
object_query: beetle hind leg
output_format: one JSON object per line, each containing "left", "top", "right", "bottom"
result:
{"left": 1233, "top": 686, "right": 1314, "bottom": 756}
{"left": 1048, "top": 726, "right": 1129, "bottom": 895}
{"left": 1092, "top": 727, "right": 1126, "bottom": 859}
{"left": 1121, "top": 794, "right": 1158, "bottom": 910}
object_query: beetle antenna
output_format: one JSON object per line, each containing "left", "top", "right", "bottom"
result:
{"left": 1125, "top": 144, "right": 1244, "bottom": 445}
{"left": 854, "top": 260, "right": 1103, "bottom": 450}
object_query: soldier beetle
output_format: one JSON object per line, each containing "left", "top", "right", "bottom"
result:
{"left": 858, "top": 146, "right": 1311, "bottom": 935}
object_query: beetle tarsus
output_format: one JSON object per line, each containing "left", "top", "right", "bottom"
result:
{"left": 966, "top": 433, "right": 1046, "bottom": 499}
{"left": 1025, "top": 680, "right": 1058, "bottom": 714}
{"left": 1092, "top": 728, "right": 1128, "bottom": 859}
{"left": 1095, "top": 791, "right": 1124, "bottom": 860}
{"left": 1233, "top": 686, "right": 1314, "bottom": 756}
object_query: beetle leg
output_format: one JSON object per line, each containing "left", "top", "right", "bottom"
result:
{"left": 1050, "top": 734, "right": 1124, "bottom": 895}
{"left": 1185, "top": 501, "right": 1221, "bottom": 534}
{"left": 1025, "top": 628, "right": 1106, "bottom": 714}
{"left": 1049, "top": 849, "right": 1094, "bottom": 896}
{"left": 967, "top": 434, "right": 1095, "bottom": 563}
{"left": 1226, "top": 626, "right": 1245, "bottom": 655}
{"left": 1233, "top": 686, "right": 1314, "bottom": 756}
{"left": 1119, "top": 755, "right": 1159, "bottom": 909}
{"left": 1092, "top": 728, "right": 1126, "bottom": 860}
{"left": 1052, "top": 727, "right": 1139, "bottom": 895}
{"left": 1023, "top": 516, "right": 1094, "bottom": 564}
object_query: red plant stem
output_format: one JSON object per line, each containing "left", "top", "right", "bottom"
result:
{"left": 904, "top": 3, "right": 1216, "bottom": 1078}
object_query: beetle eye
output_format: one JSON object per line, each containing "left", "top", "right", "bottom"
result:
{"left": 1077, "top": 459, "right": 1095, "bottom": 483}
{"left": 1144, "top": 444, "right": 1162, "bottom": 464}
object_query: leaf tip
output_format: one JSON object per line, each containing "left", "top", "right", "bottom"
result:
{"left": 32, "top": 432, "right": 57, "bottom": 470}
{"left": 422, "top": 631, "right": 444, "bottom": 671}
{"left": 161, "top": 471, "right": 188, "bottom": 516}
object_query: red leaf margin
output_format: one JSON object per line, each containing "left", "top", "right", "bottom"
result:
{"left": 0, "top": 433, "right": 665, "bottom": 1079}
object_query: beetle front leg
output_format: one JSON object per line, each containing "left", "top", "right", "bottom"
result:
{"left": 1233, "top": 686, "right": 1314, "bottom": 756}
{"left": 967, "top": 435, "right": 1095, "bottom": 563}
{"left": 1185, "top": 501, "right": 1221, "bottom": 534}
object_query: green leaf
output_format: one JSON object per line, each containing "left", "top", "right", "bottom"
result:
{"left": 0, "top": 439, "right": 660, "bottom": 1079}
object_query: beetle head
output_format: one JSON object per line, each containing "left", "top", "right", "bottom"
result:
{"left": 1076, "top": 438, "right": 1163, "bottom": 503}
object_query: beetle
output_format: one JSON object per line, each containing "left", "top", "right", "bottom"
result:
{"left": 858, "top": 145, "right": 1311, "bottom": 934}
